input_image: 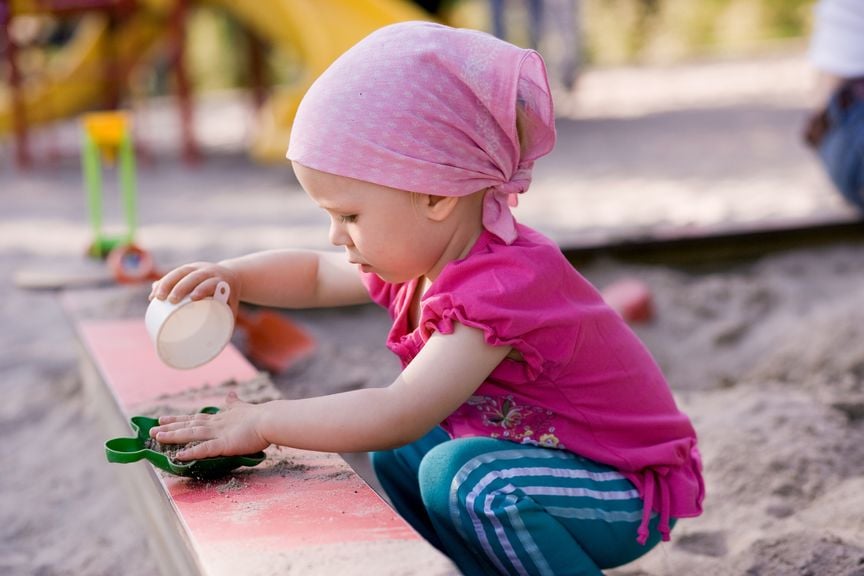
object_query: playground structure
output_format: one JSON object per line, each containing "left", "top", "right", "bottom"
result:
{"left": 1, "top": 0, "right": 432, "bottom": 168}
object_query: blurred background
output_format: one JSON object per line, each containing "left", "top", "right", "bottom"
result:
{"left": 0, "top": 0, "right": 818, "bottom": 166}
{"left": 3, "top": 0, "right": 851, "bottom": 254}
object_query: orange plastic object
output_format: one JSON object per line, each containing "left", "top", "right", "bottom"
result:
{"left": 602, "top": 278, "right": 655, "bottom": 324}
{"left": 235, "top": 310, "right": 316, "bottom": 374}
{"left": 106, "top": 243, "right": 159, "bottom": 284}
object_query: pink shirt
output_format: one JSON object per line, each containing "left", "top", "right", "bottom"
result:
{"left": 361, "top": 224, "right": 704, "bottom": 543}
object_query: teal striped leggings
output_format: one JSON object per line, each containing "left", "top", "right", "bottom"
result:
{"left": 371, "top": 427, "right": 668, "bottom": 575}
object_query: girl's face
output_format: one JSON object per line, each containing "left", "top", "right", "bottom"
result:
{"left": 293, "top": 162, "right": 454, "bottom": 283}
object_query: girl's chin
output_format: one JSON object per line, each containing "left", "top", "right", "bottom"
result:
{"left": 369, "top": 269, "right": 405, "bottom": 283}
{"left": 358, "top": 263, "right": 421, "bottom": 284}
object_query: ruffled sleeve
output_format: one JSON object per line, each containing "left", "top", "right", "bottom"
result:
{"left": 421, "top": 289, "right": 545, "bottom": 379}
{"left": 418, "top": 228, "right": 607, "bottom": 381}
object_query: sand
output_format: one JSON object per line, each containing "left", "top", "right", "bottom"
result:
{"left": 3, "top": 51, "right": 864, "bottom": 575}
{"left": 596, "top": 248, "right": 864, "bottom": 575}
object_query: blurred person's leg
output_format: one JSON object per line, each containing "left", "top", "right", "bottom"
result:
{"left": 805, "top": 76, "right": 864, "bottom": 211}
{"left": 805, "top": 0, "right": 864, "bottom": 212}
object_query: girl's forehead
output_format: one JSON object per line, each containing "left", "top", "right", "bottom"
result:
{"left": 295, "top": 160, "right": 416, "bottom": 199}
{"left": 305, "top": 174, "right": 415, "bottom": 212}
{"left": 296, "top": 165, "right": 351, "bottom": 201}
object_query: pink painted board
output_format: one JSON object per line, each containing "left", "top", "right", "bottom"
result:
{"left": 77, "top": 318, "right": 434, "bottom": 562}
{"left": 77, "top": 319, "right": 258, "bottom": 408}
{"left": 165, "top": 448, "right": 419, "bottom": 549}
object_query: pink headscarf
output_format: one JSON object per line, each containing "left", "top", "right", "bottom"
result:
{"left": 287, "top": 21, "right": 556, "bottom": 244}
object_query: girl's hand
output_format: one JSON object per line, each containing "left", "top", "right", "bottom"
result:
{"left": 149, "top": 261, "right": 242, "bottom": 315}
{"left": 149, "top": 393, "right": 269, "bottom": 461}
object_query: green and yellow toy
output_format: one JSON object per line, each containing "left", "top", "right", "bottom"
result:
{"left": 80, "top": 111, "right": 138, "bottom": 259}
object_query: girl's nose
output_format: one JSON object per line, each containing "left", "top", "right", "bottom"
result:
{"left": 328, "top": 218, "right": 350, "bottom": 247}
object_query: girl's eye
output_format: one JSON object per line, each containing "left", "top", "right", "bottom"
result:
{"left": 339, "top": 214, "right": 357, "bottom": 224}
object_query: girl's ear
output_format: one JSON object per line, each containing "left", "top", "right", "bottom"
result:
{"left": 423, "top": 194, "right": 460, "bottom": 222}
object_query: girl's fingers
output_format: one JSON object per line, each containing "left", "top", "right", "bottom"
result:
{"left": 152, "top": 424, "right": 213, "bottom": 444}
{"left": 153, "top": 412, "right": 214, "bottom": 435}
{"left": 167, "top": 267, "right": 225, "bottom": 303}
{"left": 151, "top": 264, "right": 200, "bottom": 301}
{"left": 164, "top": 268, "right": 208, "bottom": 303}
{"left": 187, "top": 276, "right": 223, "bottom": 302}
{"left": 150, "top": 262, "right": 237, "bottom": 313}
{"left": 174, "top": 439, "right": 223, "bottom": 461}
{"left": 149, "top": 262, "right": 213, "bottom": 303}
{"left": 156, "top": 414, "right": 195, "bottom": 425}
{"left": 150, "top": 403, "right": 261, "bottom": 459}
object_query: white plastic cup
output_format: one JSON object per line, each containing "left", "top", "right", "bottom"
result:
{"left": 145, "top": 281, "right": 235, "bottom": 369}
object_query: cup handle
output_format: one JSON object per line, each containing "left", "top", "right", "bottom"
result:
{"left": 214, "top": 281, "right": 230, "bottom": 304}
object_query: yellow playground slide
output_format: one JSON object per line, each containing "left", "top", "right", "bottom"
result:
{"left": 0, "top": 0, "right": 431, "bottom": 162}
{"left": 0, "top": 12, "right": 163, "bottom": 134}
{"left": 212, "top": 0, "right": 431, "bottom": 162}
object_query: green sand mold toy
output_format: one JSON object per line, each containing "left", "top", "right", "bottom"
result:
{"left": 105, "top": 407, "right": 266, "bottom": 478}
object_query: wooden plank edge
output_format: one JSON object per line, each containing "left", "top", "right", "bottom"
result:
{"left": 77, "top": 342, "right": 204, "bottom": 576}
{"left": 560, "top": 213, "right": 864, "bottom": 267}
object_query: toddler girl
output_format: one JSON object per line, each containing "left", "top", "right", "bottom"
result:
{"left": 150, "top": 22, "right": 704, "bottom": 575}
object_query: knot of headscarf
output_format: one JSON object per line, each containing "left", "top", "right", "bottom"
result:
{"left": 287, "top": 21, "right": 556, "bottom": 244}
{"left": 485, "top": 165, "right": 534, "bottom": 243}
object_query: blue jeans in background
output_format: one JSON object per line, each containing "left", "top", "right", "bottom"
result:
{"left": 806, "top": 78, "right": 864, "bottom": 211}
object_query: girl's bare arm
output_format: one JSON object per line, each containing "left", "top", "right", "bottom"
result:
{"left": 151, "top": 322, "right": 511, "bottom": 457}
{"left": 151, "top": 249, "right": 370, "bottom": 310}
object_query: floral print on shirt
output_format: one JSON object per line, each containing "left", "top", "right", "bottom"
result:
{"left": 464, "top": 395, "right": 564, "bottom": 449}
